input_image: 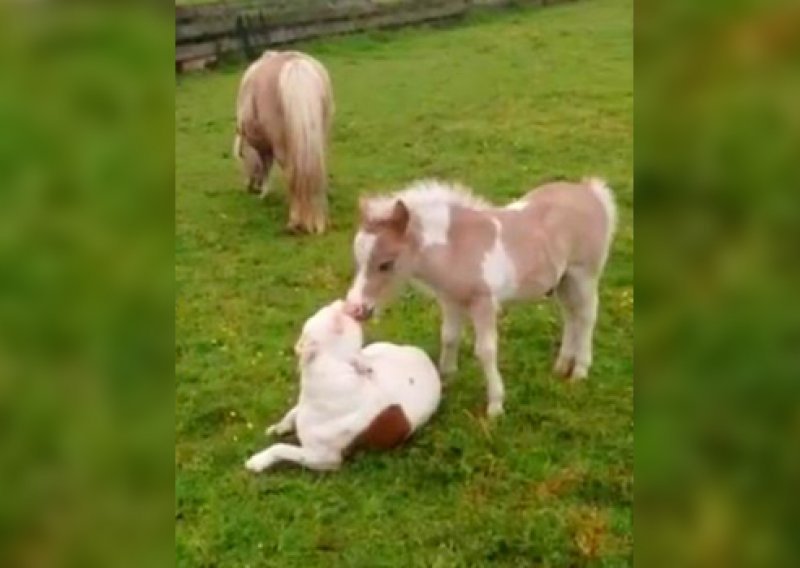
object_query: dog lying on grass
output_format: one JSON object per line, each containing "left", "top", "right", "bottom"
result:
{"left": 246, "top": 300, "right": 441, "bottom": 472}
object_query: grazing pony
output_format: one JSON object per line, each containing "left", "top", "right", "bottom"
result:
{"left": 235, "top": 50, "right": 334, "bottom": 233}
{"left": 344, "top": 178, "right": 617, "bottom": 417}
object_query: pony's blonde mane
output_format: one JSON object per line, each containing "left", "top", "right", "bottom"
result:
{"left": 363, "top": 179, "right": 491, "bottom": 221}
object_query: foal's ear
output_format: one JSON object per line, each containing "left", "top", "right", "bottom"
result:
{"left": 389, "top": 200, "right": 410, "bottom": 234}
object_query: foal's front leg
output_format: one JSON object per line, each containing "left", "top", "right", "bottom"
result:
{"left": 245, "top": 443, "right": 342, "bottom": 473}
{"left": 469, "top": 298, "right": 505, "bottom": 418}
{"left": 438, "top": 299, "right": 464, "bottom": 376}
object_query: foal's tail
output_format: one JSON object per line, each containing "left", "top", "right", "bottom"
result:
{"left": 586, "top": 177, "right": 617, "bottom": 266}
{"left": 278, "top": 56, "right": 333, "bottom": 233}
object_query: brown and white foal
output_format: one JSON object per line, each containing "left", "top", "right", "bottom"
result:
{"left": 344, "top": 179, "right": 616, "bottom": 417}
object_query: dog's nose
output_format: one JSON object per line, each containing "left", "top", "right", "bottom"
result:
{"left": 345, "top": 302, "right": 374, "bottom": 321}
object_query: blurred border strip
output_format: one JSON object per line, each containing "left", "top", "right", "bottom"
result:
{"left": 0, "top": 3, "right": 174, "bottom": 567}
{"left": 636, "top": 0, "right": 800, "bottom": 566}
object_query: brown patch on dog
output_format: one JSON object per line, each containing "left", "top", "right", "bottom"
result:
{"left": 350, "top": 404, "right": 411, "bottom": 452}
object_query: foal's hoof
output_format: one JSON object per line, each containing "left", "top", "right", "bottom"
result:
{"left": 554, "top": 356, "right": 589, "bottom": 382}
{"left": 439, "top": 363, "right": 458, "bottom": 377}
{"left": 554, "top": 356, "right": 575, "bottom": 378}
{"left": 487, "top": 401, "right": 505, "bottom": 419}
{"left": 569, "top": 364, "right": 589, "bottom": 381}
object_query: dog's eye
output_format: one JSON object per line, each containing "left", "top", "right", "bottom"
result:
{"left": 378, "top": 260, "right": 394, "bottom": 273}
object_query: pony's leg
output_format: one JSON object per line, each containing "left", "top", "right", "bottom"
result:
{"left": 257, "top": 152, "right": 275, "bottom": 200}
{"left": 237, "top": 136, "right": 265, "bottom": 193}
{"left": 469, "top": 297, "right": 505, "bottom": 418}
{"left": 438, "top": 299, "right": 464, "bottom": 376}
{"left": 311, "top": 191, "right": 329, "bottom": 234}
{"left": 265, "top": 404, "right": 298, "bottom": 436}
{"left": 554, "top": 268, "right": 598, "bottom": 380}
{"left": 245, "top": 443, "right": 341, "bottom": 473}
{"left": 286, "top": 190, "right": 304, "bottom": 233}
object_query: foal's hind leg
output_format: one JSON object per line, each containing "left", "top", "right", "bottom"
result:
{"left": 554, "top": 268, "right": 599, "bottom": 380}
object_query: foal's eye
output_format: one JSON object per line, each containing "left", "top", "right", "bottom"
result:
{"left": 378, "top": 260, "right": 394, "bottom": 273}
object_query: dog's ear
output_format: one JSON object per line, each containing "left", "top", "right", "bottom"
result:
{"left": 295, "top": 336, "right": 319, "bottom": 365}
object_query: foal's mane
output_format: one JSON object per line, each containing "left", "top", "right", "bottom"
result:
{"left": 362, "top": 179, "right": 491, "bottom": 221}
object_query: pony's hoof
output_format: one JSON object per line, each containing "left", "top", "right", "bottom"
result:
{"left": 284, "top": 223, "right": 306, "bottom": 235}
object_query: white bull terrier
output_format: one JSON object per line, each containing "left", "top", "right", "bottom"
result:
{"left": 245, "top": 300, "right": 441, "bottom": 472}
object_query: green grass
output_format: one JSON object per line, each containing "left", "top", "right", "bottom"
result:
{"left": 176, "top": 0, "right": 632, "bottom": 565}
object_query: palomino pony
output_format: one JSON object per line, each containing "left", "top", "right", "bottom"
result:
{"left": 344, "top": 178, "right": 616, "bottom": 417}
{"left": 235, "top": 50, "right": 334, "bottom": 233}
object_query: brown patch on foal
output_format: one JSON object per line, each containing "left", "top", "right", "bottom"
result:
{"left": 350, "top": 404, "right": 411, "bottom": 452}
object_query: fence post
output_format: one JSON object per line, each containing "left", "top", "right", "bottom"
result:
{"left": 236, "top": 14, "right": 255, "bottom": 60}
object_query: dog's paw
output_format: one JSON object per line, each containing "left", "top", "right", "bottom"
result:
{"left": 265, "top": 423, "right": 289, "bottom": 437}
{"left": 245, "top": 453, "right": 271, "bottom": 473}
{"left": 351, "top": 357, "right": 373, "bottom": 377}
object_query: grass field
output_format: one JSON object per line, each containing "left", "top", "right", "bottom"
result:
{"left": 176, "top": 0, "right": 632, "bottom": 565}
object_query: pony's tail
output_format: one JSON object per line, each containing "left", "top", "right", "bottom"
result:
{"left": 586, "top": 177, "right": 617, "bottom": 267}
{"left": 278, "top": 56, "right": 332, "bottom": 233}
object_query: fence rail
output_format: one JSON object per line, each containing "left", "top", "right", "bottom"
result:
{"left": 175, "top": 0, "right": 569, "bottom": 72}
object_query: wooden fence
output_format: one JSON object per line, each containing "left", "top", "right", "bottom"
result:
{"left": 176, "top": 0, "right": 570, "bottom": 72}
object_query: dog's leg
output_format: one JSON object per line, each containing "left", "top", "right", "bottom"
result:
{"left": 265, "top": 405, "right": 298, "bottom": 436}
{"left": 350, "top": 355, "right": 373, "bottom": 377}
{"left": 245, "top": 443, "right": 341, "bottom": 472}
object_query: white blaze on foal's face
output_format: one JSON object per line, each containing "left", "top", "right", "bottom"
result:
{"left": 295, "top": 300, "right": 363, "bottom": 363}
{"left": 345, "top": 199, "right": 412, "bottom": 320}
